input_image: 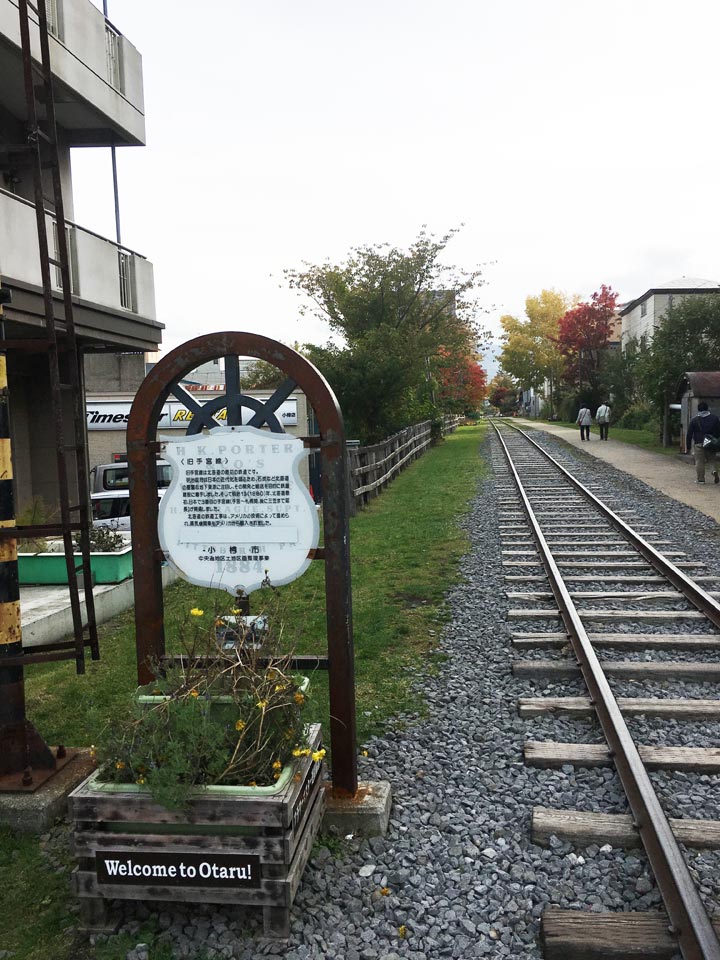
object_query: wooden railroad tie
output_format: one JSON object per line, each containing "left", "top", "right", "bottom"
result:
{"left": 512, "top": 633, "right": 720, "bottom": 650}
{"left": 507, "top": 590, "right": 720, "bottom": 600}
{"left": 532, "top": 806, "right": 720, "bottom": 850}
{"left": 542, "top": 908, "right": 720, "bottom": 959}
{"left": 513, "top": 659, "right": 720, "bottom": 680}
{"left": 508, "top": 609, "right": 705, "bottom": 621}
{"left": 518, "top": 696, "right": 720, "bottom": 720}
{"left": 525, "top": 740, "right": 720, "bottom": 772}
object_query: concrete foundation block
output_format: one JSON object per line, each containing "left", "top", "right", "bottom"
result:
{"left": 322, "top": 780, "right": 392, "bottom": 838}
{"left": 0, "top": 750, "right": 95, "bottom": 833}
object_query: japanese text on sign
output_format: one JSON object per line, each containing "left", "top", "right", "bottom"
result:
{"left": 158, "top": 426, "right": 319, "bottom": 596}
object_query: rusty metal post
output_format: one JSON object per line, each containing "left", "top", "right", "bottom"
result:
{"left": 127, "top": 333, "right": 358, "bottom": 796}
{"left": 0, "top": 284, "right": 55, "bottom": 782}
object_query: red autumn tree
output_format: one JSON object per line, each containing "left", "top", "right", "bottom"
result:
{"left": 557, "top": 284, "right": 617, "bottom": 392}
{"left": 488, "top": 372, "right": 519, "bottom": 415}
{"left": 437, "top": 350, "right": 487, "bottom": 413}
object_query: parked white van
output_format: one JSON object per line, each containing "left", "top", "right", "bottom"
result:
{"left": 90, "top": 460, "right": 172, "bottom": 494}
{"left": 91, "top": 490, "right": 164, "bottom": 530}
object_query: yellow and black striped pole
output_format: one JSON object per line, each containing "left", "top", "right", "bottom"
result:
{"left": 0, "top": 281, "right": 54, "bottom": 781}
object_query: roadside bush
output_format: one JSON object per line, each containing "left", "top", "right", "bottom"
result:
{"left": 616, "top": 403, "right": 658, "bottom": 432}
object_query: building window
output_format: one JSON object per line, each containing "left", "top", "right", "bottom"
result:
{"left": 640, "top": 301, "right": 647, "bottom": 317}
{"left": 46, "top": 0, "right": 60, "bottom": 37}
{"left": 52, "top": 221, "right": 77, "bottom": 294}
{"left": 118, "top": 250, "right": 136, "bottom": 311}
{"left": 105, "top": 24, "right": 123, "bottom": 91}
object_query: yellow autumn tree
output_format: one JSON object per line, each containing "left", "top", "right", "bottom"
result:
{"left": 499, "top": 289, "right": 574, "bottom": 416}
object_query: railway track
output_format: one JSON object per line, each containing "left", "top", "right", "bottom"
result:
{"left": 492, "top": 421, "right": 720, "bottom": 960}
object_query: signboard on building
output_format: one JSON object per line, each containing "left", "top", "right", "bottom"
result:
{"left": 86, "top": 398, "right": 298, "bottom": 430}
{"left": 157, "top": 426, "right": 319, "bottom": 595}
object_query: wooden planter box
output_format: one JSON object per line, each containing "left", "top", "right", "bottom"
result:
{"left": 69, "top": 724, "right": 325, "bottom": 937}
{"left": 18, "top": 546, "right": 134, "bottom": 585}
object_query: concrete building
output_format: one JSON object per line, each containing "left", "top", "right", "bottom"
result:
{"left": 620, "top": 278, "right": 720, "bottom": 346}
{"left": 0, "top": 0, "right": 162, "bottom": 510}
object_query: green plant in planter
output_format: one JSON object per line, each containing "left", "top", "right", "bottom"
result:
{"left": 17, "top": 495, "right": 56, "bottom": 553}
{"left": 75, "top": 525, "right": 125, "bottom": 553}
{"left": 96, "top": 608, "right": 318, "bottom": 810}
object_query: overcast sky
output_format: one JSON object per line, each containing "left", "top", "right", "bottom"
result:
{"left": 73, "top": 0, "right": 720, "bottom": 373}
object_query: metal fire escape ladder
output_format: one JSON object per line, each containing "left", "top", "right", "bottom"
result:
{"left": 13, "top": 0, "right": 99, "bottom": 672}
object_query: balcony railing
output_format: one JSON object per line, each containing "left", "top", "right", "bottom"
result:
{"left": 105, "top": 22, "right": 123, "bottom": 92}
{"left": 0, "top": 188, "right": 155, "bottom": 321}
{"left": 0, "top": 0, "right": 145, "bottom": 145}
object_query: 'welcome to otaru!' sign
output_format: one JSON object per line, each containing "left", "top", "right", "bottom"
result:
{"left": 158, "top": 425, "right": 319, "bottom": 595}
{"left": 97, "top": 851, "right": 260, "bottom": 888}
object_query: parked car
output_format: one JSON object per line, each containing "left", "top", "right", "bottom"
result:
{"left": 91, "top": 490, "right": 164, "bottom": 530}
{"left": 89, "top": 460, "right": 171, "bottom": 494}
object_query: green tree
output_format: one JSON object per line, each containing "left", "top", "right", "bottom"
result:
{"left": 499, "top": 289, "right": 571, "bottom": 417}
{"left": 287, "top": 228, "right": 487, "bottom": 442}
{"left": 597, "top": 338, "right": 647, "bottom": 421}
{"left": 639, "top": 294, "right": 720, "bottom": 444}
{"left": 242, "top": 359, "right": 288, "bottom": 390}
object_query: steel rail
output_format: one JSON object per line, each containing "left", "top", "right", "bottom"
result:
{"left": 503, "top": 422, "right": 720, "bottom": 630}
{"left": 492, "top": 422, "right": 720, "bottom": 960}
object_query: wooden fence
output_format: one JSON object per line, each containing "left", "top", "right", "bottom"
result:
{"left": 348, "top": 415, "right": 464, "bottom": 512}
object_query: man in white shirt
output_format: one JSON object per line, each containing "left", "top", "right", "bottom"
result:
{"left": 596, "top": 402, "right": 611, "bottom": 441}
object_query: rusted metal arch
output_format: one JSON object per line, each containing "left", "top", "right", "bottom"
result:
{"left": 492, "top": 421, "right": 720, "bottom": 959}
{"left": 127, "top": 332, "right": 357, "bottom": 797}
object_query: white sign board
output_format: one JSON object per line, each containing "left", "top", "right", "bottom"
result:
{"left": 157, "top": 426, "right": 319, "bottom": 595}
{"left": 86, "top": 399, "right": 298, "bottom": 430}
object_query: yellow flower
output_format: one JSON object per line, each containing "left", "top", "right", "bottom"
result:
{"left": 398, "top": 925, "right": 407, "bottom": 939}
{"left": 361, "top": 749, "right": 369, "bottom": 757}
{"left": 272, "top": 760, "right": 282, "bottom": 771}
{"left": 152, "top": 689, "right": 161, "bottom": 695}
{"left": 231, "top": 608, "right": 242, "bottom": 615}
{"left": 115, "top": 760, "right": 125, "bottom": 770}
{"left": 380, "top": 887, "right": 390, "bottom": 896}
{"left": 89, "top": 744, "right": 97, "bottom": 759}
{"left": 274, "top": 683, "right": 286, "bottom": 693}
{"left": 256, "top": 699, "right": 268, "bottom": 710}
{"left": 215, "top": 619, "right": 225, "bottom": 627}
{"left": 190, "top": 608, "right": 204, "bottom": 617}
{"left": 235, "top": 719, "right": 246, "bottom": 732}
{"left": 190, "top": 689, "right": 199, "bottom": 698}
{"left": 136, "top": 776, "right": 146, "bottom": 785}
{"left": 311, "top": 749, "right": 326, "bottom": 763}
{"left": 248, "top": 780, "right": 257, "bottom": 787}
{"left": 294, "top": 692, "right": 305, "bottom": 705}
{"left": 273, "top": 772, "right": 280, "bottom": 780}
{"left": 292, "top": 747, "right": 311, "bottom": 758}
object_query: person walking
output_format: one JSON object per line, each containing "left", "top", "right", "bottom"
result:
{"left": 576, "top": 403, "right": 592, "bottom": 441}
{"left": 596, "top": 401, "right": 612, "bottom": 441}
{"left": 686, "top": 401, "right": 720, "bottom": 484}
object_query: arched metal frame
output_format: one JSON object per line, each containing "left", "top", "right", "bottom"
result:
{"left": 127, "top": 332, "right": 357, "bottom": 796}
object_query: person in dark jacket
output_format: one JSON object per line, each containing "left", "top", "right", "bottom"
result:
{"left": 686, "top": 402, "right": 720, "bottom": 483}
